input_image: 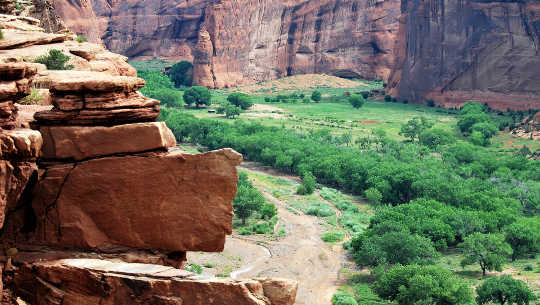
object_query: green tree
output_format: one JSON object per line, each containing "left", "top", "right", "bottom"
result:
{"left": 168, "top": 61, "right": 193, "bottom": 87}
{"left": 138, "top": 70, "right": 183, "bottom": 107}
{"left": 476, "top": 275, "right": 536, "bottom": 305}
{"left": 34, "top": 49, "right": 74, "bottom": 70}
{"left": 419, "top": 128, "right": 455, "bottom": 148}
{"left": 505, "top": 217, "right": 540, "bottom": 261}
{"left": 348, "top": 94, "right": 365, "bottom": 108}
{"left": 225, "top": 104, "right": 242, "bottom": 119}
{"left": 458, "top": 112, "right": 490, "bottom": 134}
{"left": 461, "top": 101, "right": 486, "bottom": 115}
{"left": 311, "top": 90, "right": 322, "bottom": 102}
{"left": 227, "top": 92, "right": 253, "bottom": 110}
{"left": 234, "top": 172, "right": 265, "bottom": 225}
{"left": 399, "top": 117, "right": 434, "bottom": 142}
{"left": 297, "top": 171, "right": 316, "bottom": 195}
{"left": 260, "top": 203, "right": 277, "bottom": 220}
{"left": 373, "top": 265, "right": 473, "bottom": 305}
{"left": 183, "top": 86, "right": 211, "bottom": 108}
{"left": 365, "top": 187, "right": 382, "bottom": 205}
{"left": 460, "top": 233, "right": 513, "bottom": 276}
{"left": 352, "top": 231, "right": 440, "bottom": 267}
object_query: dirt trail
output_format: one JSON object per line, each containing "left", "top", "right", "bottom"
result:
{"left": 229, "top": 166, "right": 348, "bottom": 305}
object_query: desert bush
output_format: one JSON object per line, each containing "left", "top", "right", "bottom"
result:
{"left": 19, "top": 88, "right": 43, "bottom": 105}
{"left": 34, "top": 49, "right": 74, "bottom": 70}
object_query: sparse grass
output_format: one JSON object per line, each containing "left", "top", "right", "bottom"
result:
{"left": 19, "top": 88, "right": 43, "bottom": 105}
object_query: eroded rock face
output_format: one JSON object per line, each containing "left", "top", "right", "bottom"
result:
{"left": 21, "top": 148, "right": 242, "bottom": 252}
{"left": 387, "top": 0, "right": 540, "bottom": 111}
{"left": 54, "top": 0, "right": 400, "bottom": 88}
{"left": 14, "top": 258, "right": 298, "bottom": 305}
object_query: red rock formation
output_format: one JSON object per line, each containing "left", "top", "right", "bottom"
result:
{"left": 387, "top": 0, "right": 540, "bottom": 111}
{"left": 54, "top": 0, "right": 400, "bottom": 88}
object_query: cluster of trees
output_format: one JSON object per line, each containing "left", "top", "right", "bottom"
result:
{"left": 183, "top": 86, "right": 211, "bottom": 108}
{"left": 263, "top": 90, "right": 322, "bottom": 104}
{"left": 137, "top": 70, "right": 184, "bottom": 107}
{"left": 457, "top": 102, "right": 500, "bottom": 146}
{"left": 233, "top": 172, "right": 277, "bottom": 235}
{"left": 216, "top": 93, "right": 253, "bottom": 119}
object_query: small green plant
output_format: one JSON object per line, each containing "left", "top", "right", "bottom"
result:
{"left": 322, "top": 231, "right": 345, "bottom": 243}
{"left": 185, "top": 263, "right": 203, "bottom": 274}
{"left": 14, "top": 0, "right": 22, "bottom": 11}
{"left": 524, "top": 264, "right": 534, "bottom": 271}
{"left": 0, "top": 28, "right": 4, "bottom": 40}
{"left": 19, "top": 88, "right": 43, "bottom": 105}
{"left": 311, "top": 90, "right": 322, "bottom": 102}
{"left": 76, "top": 35, "right": 88, "bottom": 43}
{"left": 203, "top": 263, "right": 217, "bottom": 268}
{"left": 34, "top": 49, "right": 74, "bottom": 70}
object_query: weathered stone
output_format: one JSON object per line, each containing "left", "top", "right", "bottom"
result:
{"left": 0, "top": 160, "right": 38, "bottom": 229}
{"left": 0, "top": 101, "right": 15, "bottom": 118}
{"left": 0, "top": 29, "right": 68, "bottom": 50}
{"left": 27, "top": 148, "right": 242, "bottom": 252}
{"left": 40, "top": 122, "right": 176, "bottom": 160}
{"left": 34, "top": 105, "right": 160, "bottom": 125}
{"left": 0, "top": 129, "right": 43, "bottom": 160}
{"left": 256, "top": 278, "right": 299, "bottom": 305}
{"left": 0, "top": 62, "right": 38, "bottom": 80}
{"left": 47, "top": 71, "right": 145, "bottom": 93}
{"left": 0, "top": 79, "right": 31, "bottom": 101}
{"left": 14, "top": 258, "right": 298, "bottom": 305}
{"left": 52, "top": 91, "right": 159, "bottom": 111}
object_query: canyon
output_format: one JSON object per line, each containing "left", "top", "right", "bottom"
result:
{"left": 53, "top": 0, "right": 540, "bottom": 110}
{"left": 0, "top": 14, "right": 297, "bottom": 304}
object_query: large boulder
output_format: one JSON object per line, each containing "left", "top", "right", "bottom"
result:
{"left": 26, "top": 148, "right": 242, "bottom": 252}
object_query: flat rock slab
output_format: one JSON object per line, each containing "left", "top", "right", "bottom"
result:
{"left": 30, "top": 148, "right": 243, "bottom": 252}
{"left": 34, "top": 105, "right": 160, "bottom": 125}
{"left": 46, "top": 70, "right": 145, "bottom": 92}
{"left": 14, "top": 258, "right": 298, "bottom": 305}
{"left": 40, "top": 122, "right": 176, "bottom": 160}
{"left": 52, "top": 91, "right": 159, "bottom": 111}
{"left": 0, "top": 29, "right": 68, "bottom": 50}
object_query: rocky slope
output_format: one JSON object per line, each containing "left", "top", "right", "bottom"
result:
{"left": 0, "top": 15, "right": 297, "bottom": 304}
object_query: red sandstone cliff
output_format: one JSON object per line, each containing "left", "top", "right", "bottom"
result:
{"left": 54, "top": 0, "right": 400, "bottom": 88}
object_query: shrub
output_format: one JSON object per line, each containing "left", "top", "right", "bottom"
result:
{"left": 402, "top": 99, "right": 409, "bottom": 104}
{"left": 260, "top": 203, "right": 277, "bottom": 220}
{"left": 348, "top": 94, "right": 365, "bottom": 109}
{"left": 427, "top": 99, "right": 436, "bottom": 107}
{"left": 306, "top": 202, "right": 335, "bottom": 217}
{"left": 524, "top": 264, "right": 534, "bottom": 271}
{"left": 302, "top": 97, "right": 311, "bottom": 103}
{"left": 76, "top": 35, "right": 88, "bottom": 43}
{"left": 419, "top": 128, "right": 456, "bottom": 148}
{"left": 360, "top": 91, "right": 370, "bottom": 99}
{"left": 297, "top": 172, "right": 316, "bottom": 195}
{"left": 185, "top": 264, "right": 203, "bottom": 274}
{"left": 34, "top": 49, "right": 74, "bottom": 70}
{"left": 384, "top": 95, "right": 392, "bottom": 102}
{"left": 225, "top": 104, "right": 242, "bottom": 119}
{"left": 264, "top": 97, "right": 271, "bottom": 103}
{"left": 19, "top": 88, "right": 43, "bottom": 105}
{"left": 0, "top": 28, "right": 3, "bottom": 40}
{"left": 322, "top": 231, "right": 345, "bottom": 243}
{"left": 332, "top": 289, "right": 358, "bottom": 305}
{"left": 365, "top": 187, "right": 382, "bottom": 205}
{"left": 311, "top": 90, "right": 322, "bottom": 102}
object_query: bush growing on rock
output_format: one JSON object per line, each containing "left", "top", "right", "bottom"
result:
{"left": 0, "top": 28, "right": 3, "bottom": 40}
{"left": 34, "top": 49, "right": 74, "bottom": 70}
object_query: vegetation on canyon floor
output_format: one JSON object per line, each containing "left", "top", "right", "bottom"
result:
{"left": 135, "top": 59, "right": 540, "bottom": 305}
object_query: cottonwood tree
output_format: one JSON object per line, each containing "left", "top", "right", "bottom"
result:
{"left": 399, "top": 117, "right": 433, "bottom": 142}
{"left": 460, "top": 233, "right": 512, "bottom": 276}
{"left": 233, "top": 172, "right": 265, "bottom": 225}
{"left": 183, "top": 86, "right": 211, "bottom": 108}
{"left": 476, "top": 275, "right": 536, "bottom": 305}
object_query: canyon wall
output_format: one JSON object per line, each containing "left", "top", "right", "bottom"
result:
{"left": 54, "top": 0, "right": 401, "bottom": 88}
{"left": 387, "top": 0, "right": 540, "bottom": 110}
